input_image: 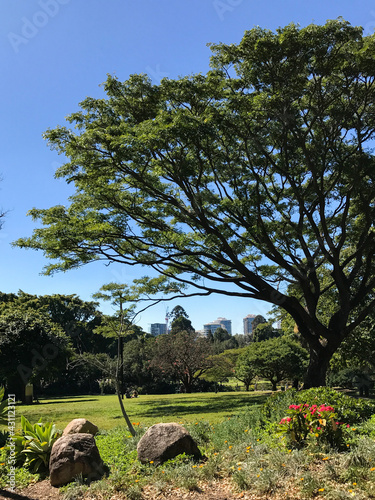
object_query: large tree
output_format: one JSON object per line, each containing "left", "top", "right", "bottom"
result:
{"left": 15, "top": 20, "right": 375, "bottom": 387}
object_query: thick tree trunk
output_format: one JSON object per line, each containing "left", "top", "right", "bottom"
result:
{"left": 303, "top": 345, "right": 334, "bottom": 389}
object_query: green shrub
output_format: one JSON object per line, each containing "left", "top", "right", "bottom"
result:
{"left": 262, "top": 387, "right": 375, "bottom": 426}
{"left": 0, "top": 386, "right": 8, "bottom": 426}
{"left": 278, "top": 402, "right": 345, "bottom": 449}
{"left": 7, "top": 416, "right": 61, "bottom": 473}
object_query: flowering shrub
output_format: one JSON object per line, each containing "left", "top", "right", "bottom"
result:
{"left": 278, "top": 403, "right": 345, "bottom": 448}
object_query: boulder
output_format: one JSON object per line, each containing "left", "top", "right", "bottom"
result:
{"left": 49, "top": 433, "right": 104, "bottom": 487}
{"left": 137, "top": 423, "right": 202, "bottom": 465}
{"left": 63, "top": 418, "right": 98, "bottom": 436}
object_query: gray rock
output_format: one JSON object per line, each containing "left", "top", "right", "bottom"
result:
{"left": 49, "top": 433, "right": 104, "bottom": 487}
{"left": 63, "top": 418, "right": 98, "bottom": 436}
{"left": 137, "top": 422, "right": 202, "bottom": 465}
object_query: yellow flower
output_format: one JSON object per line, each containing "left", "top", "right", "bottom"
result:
{"left": 371, "top": 467, "right": 375, "bottom": 471}
{"left": 257, "top": 474, "right": 260, "bottom": 477}
{"left": 318, "top": 488, "right": 325, "bottom": 492}
{"left": 229, "top": 445, "right": 232, "bottom": 449}
{"left": 192, "top": 465, "right": 197, "bottom": 468}
{"left": 288, "top": 449, "right": 292, "bottom": 453}
{"left": 281, "top": 463, "right": 286, "bottom": 467}
{"left": 349, "top": 490, "right": 352, "bottom": 493}
{"left": 244, "top": 429, "right": 248, "bottom": 432}
{"left": 149, "top": 461, "right": 154, "bottom": 464}
{"left": 315, "top": 433, "right": 319, "bottom": 437}
{"left": 353, "top": 482, "right": 357, "bottom": 486}
{"left": 322, "top": 457, "right": 329, "bottom": 460}
{"left": 224, "top": 440, "right": 228, "bottom": 443}
{"left": 199, "top": 465, "right": 204, "bottom": 468}
{"left": 238, "top": 467, "right": 242, "bottom": 471}
{"left": 162, "top": 471, "right": 165, "bottom": 474}
{"left": 135, "top": 479, "right": 139, "bottom": 483}
{"left": 300, "top": 478, "right": 304, "bottom": 481}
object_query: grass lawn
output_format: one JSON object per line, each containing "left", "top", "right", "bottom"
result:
{"left": 8, "top": 391, "right": 270, "bottom": 431}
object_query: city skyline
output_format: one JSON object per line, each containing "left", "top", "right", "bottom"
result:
{"left": 150, "top": 313, "right": 266, "bottom": 336}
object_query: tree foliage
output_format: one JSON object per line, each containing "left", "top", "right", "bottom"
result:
{"left": 151, "top": 331, "right": 213, "bottom": 392}
{"left": 0, "top": 308, "right": 71, "bottom": 400}
{"left": 237, "top": 337, "right": 308, "bottom": 391}
{"left": 15, "top": 19, "right": 375, "bottom": 387}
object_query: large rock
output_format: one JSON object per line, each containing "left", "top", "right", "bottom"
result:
{"left": 63, "top": 418, "right": 98, "bottom": 436}
{"left": 137, "top": 423, "right": 202, "bottom": 465}
{"left": 49, "top": 433, "right": 104, "bottom": 487}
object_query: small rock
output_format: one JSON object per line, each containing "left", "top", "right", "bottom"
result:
{"left": 137, "top": 422, "right": 202, "bottom": 465}
{"left": 49, "top": 433, "right": 104, "bottom": 487}
{"left": 63, "top": 418, "right": 98, "bottom": 436}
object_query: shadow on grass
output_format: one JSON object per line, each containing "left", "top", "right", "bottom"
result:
{"left": 138, "top": 393, "right": 268, "bottom": 418}
{"left": 18, "top": 398, "right": 99, "bottom": 406}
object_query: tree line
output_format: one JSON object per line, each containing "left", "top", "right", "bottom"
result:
{"left": 2, "top": 287, "right": 373, "bottom": 403}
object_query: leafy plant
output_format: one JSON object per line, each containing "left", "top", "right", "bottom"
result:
{"left": 278, "top": 403, "right": 345, "bottom": 448}
{"left": 8, "top": 416, "right": 61, "bottom": 473}
{"left": 0, "top": 386, "right": 8, "bottom": 426}
{"left": 262, "top": 387, "right": 375, "bottom": 426}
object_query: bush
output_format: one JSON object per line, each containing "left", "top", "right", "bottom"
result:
{"left": 278, "top": 403, "right": 345, "bottom": 449}
{"left": 262, "top": 387, "right": 375, "bottom": 427}
{"left": 328, "top": 368, "right": 373, "bottom": 390}
{"left": 7, "top": 416, "right": 61, "bottom": 473}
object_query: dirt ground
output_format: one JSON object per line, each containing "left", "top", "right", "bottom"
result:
{"left": 0, "top": 479, "right": 293, "bottom": 500}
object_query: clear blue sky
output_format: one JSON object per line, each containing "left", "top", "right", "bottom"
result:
{"left": 1, "top": 0, "right": 374, "bottom": 334}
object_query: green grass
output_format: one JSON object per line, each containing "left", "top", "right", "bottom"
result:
{"left": 4, "top": 391, "right": 270, "bottom": 432}
{"left": 2, "top": 388, "right": 375, "bottom": 499}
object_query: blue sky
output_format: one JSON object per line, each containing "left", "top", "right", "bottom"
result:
{"left": 1, "top": 0, "right": 374, "bottom": 334}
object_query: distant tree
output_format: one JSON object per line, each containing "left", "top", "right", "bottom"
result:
{"left": 0, "top": 308, "right": 71, "bottom": 401}
{"left": 213, "top": 327, "right": 231, "bottom": 343}
{"left": 122, "top": 335, "right": 159, "bottom": 391}
{"left": 170, "top": 306, "right": 194, "bottom": 333}
{"left": 251, "top": 315, "right": 267, "bottom": 333}
{"left": 238, "top": 337, "right": 308, "bottom": 391}
{"left": 203, "top": 348, "right": 242, "bottom": 384}
{"left": 235, "top": 350, "right": 256, "bottom": 391}
{"left": 170, "top": 305, "right": 189, "bottom": 321}
{"left": 209, "top": 327, "right": 239, "bottom": 354}
{"left": 151, "top": 331, "right": 213, "bottom": 392}
{"left": 0, "top": 291, "right": 109, "bottom": 354}
{"left": 252, "top": 323, "right": 283, "bottom": 342}
{"left": 233, "top": 334, "right": 250, "bottom": 348}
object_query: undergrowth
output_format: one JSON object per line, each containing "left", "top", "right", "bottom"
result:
{"left": 2, "top": 388, "right": 375, "bottom": 499}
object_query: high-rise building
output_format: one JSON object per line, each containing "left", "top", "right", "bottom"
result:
{"left": 150, "top": 323, "right": 167, "bottom": 336}
{"left": 203, "top": 317, "right": 232, "bottom": 336}
{"left": 243, "top": 314, "right": 256, "bottom": 336}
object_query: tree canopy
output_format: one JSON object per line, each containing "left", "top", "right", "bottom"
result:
{"left": 15, "top": 19, "right": 375, "bottom": 387}
{"left": 237, "top": 337, "right": 308, "bottom": 391}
